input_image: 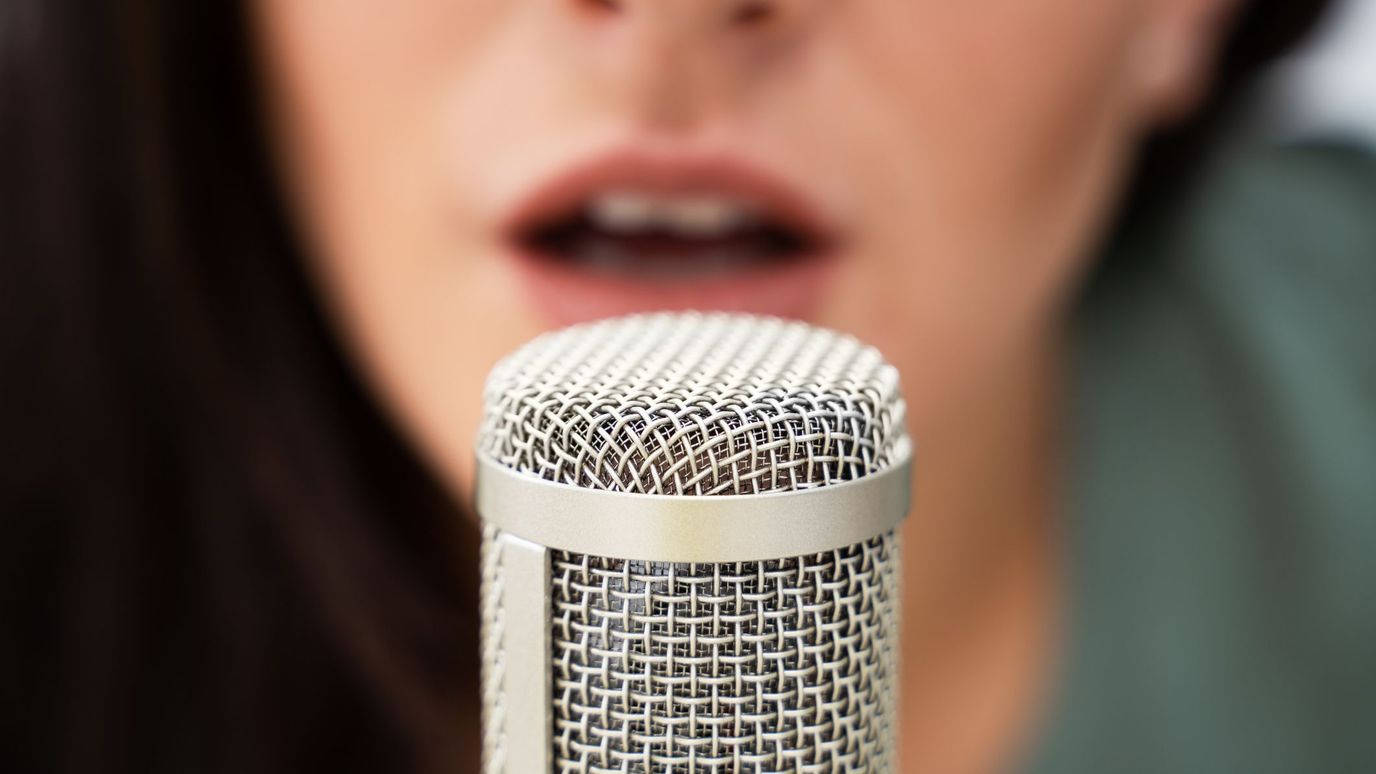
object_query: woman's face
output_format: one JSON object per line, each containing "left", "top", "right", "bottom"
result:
{"left": 255, "top": 0, "right": 1229, "bottom": 497}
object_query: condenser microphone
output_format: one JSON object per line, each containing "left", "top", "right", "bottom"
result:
{"left": 476, "top": 312, "right": 910, "bottom": 773}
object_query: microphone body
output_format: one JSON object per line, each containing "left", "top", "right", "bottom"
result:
{"left": 477, "top": 313, "right": 910, "bottom": 773}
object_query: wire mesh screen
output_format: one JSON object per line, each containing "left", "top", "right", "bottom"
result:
{"left": 479, "top": 313, "right": 907, "bottom": 496}
{"left": 548, "top": 532, "right": 901, "bottom": 773}
{"left": 479, "top": 313, "right": 908, "bottom": 772}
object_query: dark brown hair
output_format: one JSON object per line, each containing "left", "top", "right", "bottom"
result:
{"left": 0, "top": 1, "right": 1330, "bottom": 772}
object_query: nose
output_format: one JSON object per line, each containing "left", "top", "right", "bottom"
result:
{"left": 579, "top": 0, "right": 781, "bottom": 28}
{"left": 563, "top": 0, "right": 813, "bottom": 129}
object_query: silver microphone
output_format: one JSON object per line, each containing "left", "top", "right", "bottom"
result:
{"left": 476, "top": 312, "right": 910, "bottom": 773}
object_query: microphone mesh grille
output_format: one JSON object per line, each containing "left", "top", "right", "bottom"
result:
{"left": 478, "top": 313, "right": 906, "bottom": 772}
{"left": 548, "top": 532, "right": 900, "bottom": 772}
{"left": 479, "top": 312, "right": 907, "bottom": 495}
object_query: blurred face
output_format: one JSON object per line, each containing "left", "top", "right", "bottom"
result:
{"left": 255, "top": 0, "right": 1231, "bottom": 498}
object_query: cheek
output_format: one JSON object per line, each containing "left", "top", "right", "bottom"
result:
{"left": 810, "top": 1, "right": 1146, "bottom": 418}
{"left": 842, "top": 1, "right": 1146, "bottom": 261}
{"left": 254, "top": 0, "right": 542, "bottom": 498}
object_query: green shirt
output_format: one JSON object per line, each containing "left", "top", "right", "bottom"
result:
{"left": 1030, "top": 140, "right": 1376, "bottom": 773}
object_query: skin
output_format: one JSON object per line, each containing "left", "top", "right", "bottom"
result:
{"left": 253, "top": 0, "right": 1238, "bottom": 769}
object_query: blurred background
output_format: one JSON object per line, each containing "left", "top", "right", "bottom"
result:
{"left": 1249, "top": 0, "right": 1376, "bottom": 142}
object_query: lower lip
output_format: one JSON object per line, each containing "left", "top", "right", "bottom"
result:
{"left": 507, "top": 248, "right": 837, "bottom": 327}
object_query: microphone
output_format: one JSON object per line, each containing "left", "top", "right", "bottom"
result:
{"left": 476, "top": 312, "right": 910, "bottom": 772}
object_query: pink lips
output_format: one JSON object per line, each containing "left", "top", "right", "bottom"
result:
{"left": 499, "top": 148, "right": 840, "bottom": 327}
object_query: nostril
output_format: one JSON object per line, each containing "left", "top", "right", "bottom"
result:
{"left": 576, "top": 0, "right": 621, "bottom": 15}
{"left": 730, "top": 1, "right": 775, "bottom": 27}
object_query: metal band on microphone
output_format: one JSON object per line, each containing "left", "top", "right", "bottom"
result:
{"left": 475, "top": 440, "right": 911, "bottom": 563}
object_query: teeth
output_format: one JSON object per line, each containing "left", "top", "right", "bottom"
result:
{"left": 587, "top": 191, "right": 754, "bottom": 238}
{"left": 588, "top": 191, "right": 657, "bottom": 232}
{"left": 584, "top": 241, "right": 630, "bottom": 271}
{"left": 663, "top": 197, "right": 748, "bottom": 237}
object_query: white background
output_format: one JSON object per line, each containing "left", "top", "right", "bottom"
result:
{"left": 1255, "top": 0, "right": 1376, "bottom": 143}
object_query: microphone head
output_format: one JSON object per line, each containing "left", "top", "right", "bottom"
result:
{"left": 478, "top": 311, "right": 908, "bottom": 496}
{"left": 477, "top": 312, "right": 909, "bottom": 773}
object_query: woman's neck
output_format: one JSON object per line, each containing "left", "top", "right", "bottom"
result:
{"left": 898, "top": 329, "right": 1065, "bottom": 773}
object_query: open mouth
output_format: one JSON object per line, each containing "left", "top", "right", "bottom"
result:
{"left": 518, "top": 190, "right": 820, "bottom": 279}
{"left": 500, "top": 151, "right": 838, "bottom": 324}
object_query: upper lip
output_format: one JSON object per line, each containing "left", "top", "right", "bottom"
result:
{"left": 499, "top": 147, "right": 839, "bottom": 252}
